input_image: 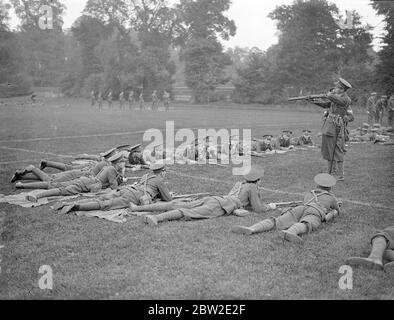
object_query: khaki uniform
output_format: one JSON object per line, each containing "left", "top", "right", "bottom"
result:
{"left": 53, "top": 165, "right": 120, "bottom": 196}
{"left": 366, "top": 96, "right": 377, "bottom": 125}
{"left": 271, "top": 189, "right": 340, "bottom": 232}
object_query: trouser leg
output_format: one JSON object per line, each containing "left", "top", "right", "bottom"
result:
{"left": 144, "top": 210, "right": 184, "bottom": 226}
{"left": 346, "top": 236, "right": 387, "bottom": 270}
{"left": 328, "top": 160, "right": 337, "bottom": 175}
{"left": 30, "top": 167, "right": 51, "bottom": 181}
{"left": 337, "top": 161, "right": 344, "bottom": 179}
{"left": 16, "top": 181, "right": 50, "bottom": 189}
{"left": 45, "top": 160, "right": 67, "bottom": 171}
{"left": 130, "top": 202, "right": 175, "bottom": 212}
{"left": 26, "top": 188, "right": 62, "bottom": 202}
{"left": 232, "top": 218, "right": 275, "bottom": 235}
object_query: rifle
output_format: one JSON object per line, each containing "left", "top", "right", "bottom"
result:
{"left": 274, "top": 200, "right": 303, "bottom": 207}
{"left": 172, "top": 192, "right": 210, "bottom": 199}
{"left": 288, "top": 94, "right": 328, "bottom": 102}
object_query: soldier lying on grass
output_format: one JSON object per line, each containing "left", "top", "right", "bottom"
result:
{"left": 128, "top": 166, "right": 277, "bottom": 226}
{"left": 24, "top": 153, "right": 127, "bottom": 203}
{"left": 231, "top": 173, "right": 341, "bottom": 244}
{"left": 54, "top": 163, "right": 172, "bottom": 215}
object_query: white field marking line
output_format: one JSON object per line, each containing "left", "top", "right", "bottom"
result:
{"left": 0, "top": 146, "right": 74, "bottom": 158}
{"left": 170, "top": 171, "right": 394, "bottom": 211}
{"left": 0, "top": 122, "right": 313, "bottom": 144}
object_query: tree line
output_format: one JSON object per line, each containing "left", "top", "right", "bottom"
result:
{"left": 0, "top": 0, "right": 393, "bottom": 105}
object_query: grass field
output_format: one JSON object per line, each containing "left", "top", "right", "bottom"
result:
{"left": 0, "top": 97, "right": 393, "bottom": 300}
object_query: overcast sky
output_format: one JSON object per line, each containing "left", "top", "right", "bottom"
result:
{"left": 8, "top": 0, "right": 386, "bottom": 51}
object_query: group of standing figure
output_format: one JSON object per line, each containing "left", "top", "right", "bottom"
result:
{"left": 90, "top": 89, "right": 171, "bottom": 111}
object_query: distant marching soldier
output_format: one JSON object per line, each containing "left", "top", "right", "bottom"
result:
{"left": 308, "top": 78, "right": 353, "bottom": 182}
{"left": 97, "top": 91, "right": 103, "bottom": 110}
{"left": 151, "top": 90, "right": 158, "bottom": 111}
{"left": 366, "top": 92, "right": 378, "bottom": 125}
{"left": 139, "top": 91, "right": 144, "bottom": 111}
{"left": 163, "top": 90, "right": 170, "bottom": 111}
{"left": 107, "top": 90, "right": 113, "bottom": 108}
{"left": 388, "top": 94, "right": 394, "bottom": 130}
{"left": 375, "top": 95, "right": 388, "bottom": 125}
{"left": 90, "top": 90, "right": 96, "bottom": 107}
{"left": 128, "top": 90, "right": 135, "bottom": 110}
{"left": 119, "top": 91, "right": 125, "bottom": 110}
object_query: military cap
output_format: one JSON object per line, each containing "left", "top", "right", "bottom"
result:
{"left": 243, "top": 166, "right": 265, "bottom": 182}
{"left": 314, "top": 173, "right": 336, "bottom": 188}
{"left": 282, "top": 130, "right": 293, "bottom": 135}
{"left": 108, "top": 152, "right": 127, "bottom": 163}
{"left": 338, "top": 78, "right": 352, "bottom": 89}
{"left": 150, "top": 163, "right": 166, "bottom": 172}
{"left": 373, "top": 123, "right": 381, "bottom": 129}
{"left": 371, "top": 92, "right": 377, "bottom": 95}
{"left": 130, "top": 144, "right": 142, "bottom": 152}
{"left": 362, "top": 123, "right": 370, "bottom": 128}
{"left": 263, "top": 134, "right": 273, "bottom": 138}
{"left": 100, "top": 147, "right": 117, "bottom": 158}
{"left": 303, "top": 129, "right": 312, "bottom": 133}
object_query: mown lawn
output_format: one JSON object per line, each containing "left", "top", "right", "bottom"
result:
{"left": 0, "top": 98, "right": 393, "bottom": 299}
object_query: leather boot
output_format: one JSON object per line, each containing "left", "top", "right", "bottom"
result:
{"left": 76, "top": 202, "right": 100, "bottom": 211}
{"left": 328, "top": 160, "right": 337, "bottom": 175}
{"left": 278, "top": 223, "right": 308, "bottom": 244}
{"left": 383, "top": 249, "right": 394, "bottom": 262}
{"left": 39, "top": 160, "right": 47, "bottom": 170}
{"left": 16, "top": 181, "right": 50, "bottom": 189}
{"left": 232, "top": 218, "right": 275, "bottom": 235}
{"left": 27, "top": 188, "right": 62, "bottom": 202}
{"left": 346, "top": 236, "right": 386, "bottom": 270}
{"left": 144, "top": 210, "right": 183, "bottom": 226}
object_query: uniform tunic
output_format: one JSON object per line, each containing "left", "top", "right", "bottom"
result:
{"left": 320, "top": 92, "right": 351, "bottom": 162}
{"left": 173, "top": 182, "right": 267, "bottom": 220}
{"left": 272, "top": 189, "right": 339, "bottom": 231}
{"left": 52, "top": 166, "right": 120, "bottom": 196}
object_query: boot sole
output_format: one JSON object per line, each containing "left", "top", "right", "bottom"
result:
{"left": 60, "top": 205, "right": 75, "bottom": 215}
{"left": 26, "top": 195, "right": 38, "bottom": 203}
{"left": 231, "top": 226, "right": 253, "bottom": 235}
{"left": 346, "top": 257, "right": 384, "bottom": 270}
{"left": 278, "top": 231, "right": 303, "bottom": 244}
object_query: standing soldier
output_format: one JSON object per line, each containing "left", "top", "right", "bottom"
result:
{"left": 128, "top": 90, "right": 135, "bottom": 110}
{"left": 119, "top": 91, "right": 125, "bottom": 110}
{"left": 97, "top": 91, "right": 103, "bottom": 110}
{"left": 375, "top": 95, "right": 388, "bottom": 125}
{"left": 90, "top": 90, "right": 96, "bottom": 107}
{"left": 387, "top": 94, "right": 394, "bottom": 130}
{"left": 151, "top": 90, "right": 158, "bottom": 111}
{"left": 139, "top": 91, "right": 144, "bottom": 111}
{"left": 308, "top": 78, "right": 352, "bottom": 181}
{"left": 107, "top": 90, "right": 113, "bottom": 108}
{"left": 366, "top": 92, "right": 378, "bottom": 125}
{"left": 163, "top": 90, "right": 170, "bottom": 111}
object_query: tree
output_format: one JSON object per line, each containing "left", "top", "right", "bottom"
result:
{"left": 0, "top": 0, "right": 11, "bottom": 31}
{"left": 175, "top": 0, "right": 236, "bottom": 102}
{"left": 372, "top": 1, "right": 394, "bottom": 95}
